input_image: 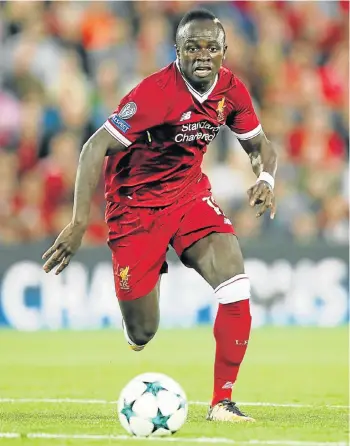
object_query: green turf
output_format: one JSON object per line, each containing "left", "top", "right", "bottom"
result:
{"left": 0, "top": 327, "right": 348, "bottom": 445}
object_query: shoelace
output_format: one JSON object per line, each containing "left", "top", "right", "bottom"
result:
{"left": 219, "top": 399, "right": 248, "bottom": 417}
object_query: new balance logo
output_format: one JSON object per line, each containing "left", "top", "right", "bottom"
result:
{"left": 235, "top": 340, "right": 248, "bottom": 346}
{"left": 222, "top": 381, "right": 234, "bottom": 389}
{"left": 180, "top": 111, "right": 191, "bottom": 121}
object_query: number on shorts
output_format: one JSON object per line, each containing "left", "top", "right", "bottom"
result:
{"left": 202, "top": 196, "right": 222, "bottom": 215}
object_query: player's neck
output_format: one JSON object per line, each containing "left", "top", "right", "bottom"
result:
{"left": 189, "top": 79, "right": 215, "bottom": 94}
{"left": 176, "top": 60, "right": 217, "bottom": 95}
{"left": 182, "top": 72, "right": 215, "bottom": 94}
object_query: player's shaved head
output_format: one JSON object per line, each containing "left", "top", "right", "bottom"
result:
{"left": 175, "top": 9, "right": 226, "bottom": 47}
{"left": 175, "top": 9, "right": 227, "bottom": 93}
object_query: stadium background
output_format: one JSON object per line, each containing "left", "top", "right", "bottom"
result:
{"left": 0, "top": 1, "right": 348, "bottom": 330}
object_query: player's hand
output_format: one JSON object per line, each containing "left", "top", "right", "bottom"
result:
{"left": 42, "top": 222, "right": 85, "bottom": 275}
{"left": 247, "top": 180, "right": 276, "bottom": 219}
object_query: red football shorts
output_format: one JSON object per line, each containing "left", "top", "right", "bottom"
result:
{"left": 106, "top": 191, "right": 235, "bottom": 300}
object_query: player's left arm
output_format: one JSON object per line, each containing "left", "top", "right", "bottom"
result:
{"left": 239, "top": 132, "right": 277, "bottom": 219}
{"left": 227, "top": 77, "right": 277, "bottom": 219}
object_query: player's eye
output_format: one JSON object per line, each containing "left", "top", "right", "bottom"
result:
{"left": 209, "top": 47, "right": 218, "bottom": 53}
{"left": 187, "top": 47, "right": 198, "bottom": 53}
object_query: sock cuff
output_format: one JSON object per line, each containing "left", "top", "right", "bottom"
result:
{"left": 214, "top": 274, "right": 250, "bottom": 304}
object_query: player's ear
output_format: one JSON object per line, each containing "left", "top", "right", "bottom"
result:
{"left": 223, "top": 44, "right": 228, "bottom": 61}
{"left": 175, "top": 44, "right": 181, "bottom": 60}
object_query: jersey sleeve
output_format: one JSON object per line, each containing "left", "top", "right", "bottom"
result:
{"left": 226, "top": 77, "right": 262, "bottom": 140}
{"left": 103, "top": 78, "right": 167, "bottom": 148}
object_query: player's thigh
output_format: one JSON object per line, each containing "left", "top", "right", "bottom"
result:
{"left": 182, "top": 233, "right": 245, "bottom": 289}
{"left": 173, "top": 192, "right": 244, "bottom": 289}
{"left": 107, "top": 203, "right": 169, "bottom": 300}
{"left": 119, "top": 278, "right": 161, "bottom": 343}
{"left": 107, "top": 203, "right": 169, "bottom": 340}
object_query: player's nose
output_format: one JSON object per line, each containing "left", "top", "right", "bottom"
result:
{"left": 196, "top": 49, "right": 211, "bottom": 62}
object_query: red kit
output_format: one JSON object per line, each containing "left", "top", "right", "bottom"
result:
{"left": 103, "top": 62, "right": 262, "bottom": 300}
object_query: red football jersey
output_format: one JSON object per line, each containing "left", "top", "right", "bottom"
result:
{"left": 103, "top": 61, "right": 262, "bottom": 207}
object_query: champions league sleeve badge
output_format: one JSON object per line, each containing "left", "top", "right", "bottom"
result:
{"left": 119, "top": 102, "right": 137, "bottom": 120}
{"left": 109, "top": 102, "right": 137, "bottom": 133}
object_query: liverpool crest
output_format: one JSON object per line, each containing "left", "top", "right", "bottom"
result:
{"left": 216, "top": 98, "right": 226, "bottom": 122}
{"left": 119, "top": 266, "right": 130, "bottom": 290}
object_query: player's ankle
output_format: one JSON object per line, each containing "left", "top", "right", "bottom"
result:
{"left": 212, "top": 390, "right": 233, "bottom": 406}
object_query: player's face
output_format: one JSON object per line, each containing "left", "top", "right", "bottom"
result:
{"left": 176, "top": 20, "right": 227, "bottom": 91}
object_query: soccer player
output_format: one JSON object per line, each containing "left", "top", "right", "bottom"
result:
{"left": 43, "top": 9, "right": 277, "bottom": 422}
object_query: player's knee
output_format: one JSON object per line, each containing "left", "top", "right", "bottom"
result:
{"left": 214, "top": 274, "right": 251, "bottom": 305}
{"left": 190, "top": 235, "right": 245, "bottom": 288}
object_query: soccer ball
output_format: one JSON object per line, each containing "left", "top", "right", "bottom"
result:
{"left": 117, "top": 372, "right": 188, "bottom": 437}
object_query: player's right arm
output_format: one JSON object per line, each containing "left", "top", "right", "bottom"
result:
{"left": 42, "top": 128, "right": 126, "bottom": 275}
{"left": 42, "top": 75, "right": 167, "bottom": 275}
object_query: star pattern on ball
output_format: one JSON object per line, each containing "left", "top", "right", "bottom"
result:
{"left": 143, "top": 381, "right": 166, "bottom": 396}
{"left": 177, "top": 394, "right": 187, "bottom": 409}
{"left": 120, "top": 400, "right": 135, "bottom": 422}
{"left": 151, "top": 408, "right": 171, "bottom": 431}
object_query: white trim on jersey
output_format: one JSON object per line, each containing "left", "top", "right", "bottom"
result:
{"left": 175, "top": 59, "right": 218, "bottom": 104}
{"left": 232, "top": 124, "right": 262, "bottom": 140}
{"left": 103, "top": 120, "right": 132, "bottom": 147}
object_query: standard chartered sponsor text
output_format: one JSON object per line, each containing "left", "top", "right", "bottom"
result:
{"left": 175, "top": 121, "right": 220, "bottom": 143}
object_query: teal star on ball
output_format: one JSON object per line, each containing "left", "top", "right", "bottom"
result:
{"left": 177, "top": 395, "right": 186, "bottom": 409}
{"left": 152, "top": 408, "right": 171, "bottom": 431}
{"left": 143, "top": 381, "right": 166, "bottom": 396}
{"left": 120, "top": 400, "right": 134, "bottom": 422}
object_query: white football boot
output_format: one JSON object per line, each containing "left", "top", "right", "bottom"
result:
{"left": 207, "top": 399, "right": 255, "bottom": 422}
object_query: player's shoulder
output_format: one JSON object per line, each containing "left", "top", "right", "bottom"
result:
{"left": 219, "top": 66, "right": 249, "bottom": 92}
{"left": 132, "top": 63, "right": 176, "bottom": 96}
{"left": 218, "top": 67, "right": 253, "bottom": 107}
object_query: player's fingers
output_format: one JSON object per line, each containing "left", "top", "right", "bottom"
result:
{"left": 55, "top": 255, "right": 72, "bottom": 275}
{"left": 247, "top": 185, "right": 256, "bottom": 200}
{"left": 42, "top": 241, "right": 60, "bottom": 260}
{"left": 249, "top": 184, "right": 264, "bottom": 206}
{"left": 256, "top": 193, "right": 273, "bottom": 218}
{"left": 247, "top": 185, "right": 258, "bottom": 206}
{"left": 270, "top": 196, "right": 277, "bottom": 220}
{"left": 256, "top": 203, "right": 267, "bottom": 218}
{"left": 258, "top": 185, "right": 272, "bottom": 204}
{"left": 43, "top": 248, "right": 66, "bottom": 273}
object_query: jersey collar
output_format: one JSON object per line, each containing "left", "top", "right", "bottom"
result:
{"left": 175, "top": 59, "right": 218, "bottom": 104}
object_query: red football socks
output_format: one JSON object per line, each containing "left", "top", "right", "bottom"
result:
{"left": 212, "top": 299, "right": 252, "bottom": 406}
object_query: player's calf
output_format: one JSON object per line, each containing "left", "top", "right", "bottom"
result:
{"left": 211, "top": 276, "right": 252, "bottom": 406}
{"left": 122, "top": 319, "right": 157, "bottom": 351}
{"left": 118, "top": 283, "right": 161, "bottom": 352}
{"left": 122, "top": 319, "right": 145, "bottom": 351}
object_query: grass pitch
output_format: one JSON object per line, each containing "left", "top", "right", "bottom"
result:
{"left": 0, "top": 327, "right": 348, "bottom": 445}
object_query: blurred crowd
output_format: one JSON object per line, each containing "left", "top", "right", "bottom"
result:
{"left": 0, "top": 1, "right": 348, "bottom": 246}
